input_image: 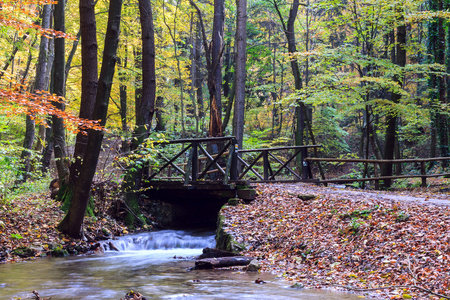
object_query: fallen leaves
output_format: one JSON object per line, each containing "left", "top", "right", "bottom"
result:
{"left": 0, "top": 192, "right": 127, "bottom": 263}
{"left": 221, "top": 183, "right": 450, "bottom": 299}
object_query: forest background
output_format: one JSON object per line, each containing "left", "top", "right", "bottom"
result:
{"left": 1, "top": 0, "right": 450, "bottom": 236}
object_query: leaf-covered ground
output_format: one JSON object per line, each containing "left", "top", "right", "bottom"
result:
{"left": 0, "top": 193, "right": 127, "bottom": 263}
{"left": 221, "top": 183, "right": 450, "bottom": 299}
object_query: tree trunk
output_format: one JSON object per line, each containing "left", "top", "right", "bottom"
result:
{"left": 194, "top": 20, "right": 204, "bottom": 120}
{"left": 273, "top": 0, "right": 304, "bottom": 168}
{"left": 133, "top": 0, "right": 156, "bottom": 146}
{"left": 58, "top": 0, "right": 123, "bottom": 238}
{"left": 70, "top": 0, "right": 98, "bottom": 184}
{"left": 208, "top": 0, "right": 225, "bottom": 137}
{"left": 154, "top": 96, "right": 165, "bottom": 131}
{"left": 381, "top": 6, "right": 406, "bottom": 188}
{"left": 52, "top": 0, "right": 69, "bottom": 184}
{"left": 17, "top": 5, "right": 52, "bottom": 183}
{"left": 233, "top": 0, "right": 247, "bottom": 149}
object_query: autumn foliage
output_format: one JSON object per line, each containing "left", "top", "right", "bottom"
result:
{"left": 0, "top": 0, "right": 71, "bottom": 39}
{"left": 221, "top": 183, "right": 450, "bottom": 299}
{"left": 0, "top": 78, "right": 102, "bottom": 132}
{"left": 0, "top": 0, "right": 95, "bottom": 132}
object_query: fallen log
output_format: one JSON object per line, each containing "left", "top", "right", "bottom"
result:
{"left": 198, "top": 247, "right": 240, "bottom": 259}
{"left": 195, "top": 256, "right": 254, "bottom": 269}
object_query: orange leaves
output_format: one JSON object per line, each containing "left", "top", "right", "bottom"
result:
{"left": 222, "top": 183, "right": 450, "bottom": 299}
{"left": 0, "top": 0, "right": 75, "bottom": 40}
{"left": 0, "top": 82, "right": 103, "bottom": 133}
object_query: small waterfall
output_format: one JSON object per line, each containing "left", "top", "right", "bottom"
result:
{"left": 107, "top": 230, "right": 215, "bottom": 251}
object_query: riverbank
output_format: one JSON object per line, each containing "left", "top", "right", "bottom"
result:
{"left": 220, "top": 183, "right": 450, "bottom": 300}
{"left": 0, "top": 192, "right": 128, "bottom": 263}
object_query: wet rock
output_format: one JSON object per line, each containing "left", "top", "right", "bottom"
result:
{"left": 12, "top": 246, "right": 36, "bottom": 258}
{"left": 290, "top": 282, "right": 304, "bottom": 289}
{"left": 246, "top": 259, "right": 261, "bottom": 272}
{"left": 228, "top": 198, "right": 240, "bottom": 206}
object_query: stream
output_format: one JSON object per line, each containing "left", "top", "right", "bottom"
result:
{"left": 0, "top": 230, "right": 361, "bottom": 299}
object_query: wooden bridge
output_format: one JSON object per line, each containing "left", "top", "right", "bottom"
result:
{"left": 131, "top": 136, "right": 449, "bottom": 227}
{"left": 135, "top": 136, "right": 320, "bottom": 227}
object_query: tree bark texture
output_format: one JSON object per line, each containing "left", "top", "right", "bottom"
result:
{"left": 207, "top": 0, "right": 225, "bottom": 137}
{"left": 18, "top": 5, "right": 53, "bottom": 183}
{"left": 136, "top": 0, "right": 156, "bottom": 141}
{"left": 58, "top": 0, "right": 123, "bottom": 238}
{"left": 70, "top": 0, "right": 99, "bottom": 184}
{"left": 233, "top": 0, "right": 247, "bottom": 149}
{"left": 52, "top": 0, "right": 70, "bottom": 183}
{"left": 381, "top": 6, "right": 406, "bottom": 188}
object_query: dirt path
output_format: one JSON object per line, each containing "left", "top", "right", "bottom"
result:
{"left": 259, "top": 182, "right": 450, "bottom": 207}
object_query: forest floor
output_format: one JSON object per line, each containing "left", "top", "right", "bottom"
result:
{"left": 1, "top": 179, "right": 449, "bottom": 300}
{"left": 0, "top": 190, "right": 128, "bottom": 264}
{"left": 221, "top": 180, "right": 450, "bottom": 300}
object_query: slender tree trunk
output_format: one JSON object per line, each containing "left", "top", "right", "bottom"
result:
{"left": 273, "top": 0, "right": 304, "bottom": 169}
{"left": 209, "top": 0, "right": 225, "bottom": 137}
{"left": 195, "top": 20, "right": 204, "bottom": 120}
{"left": 133, "top": 0, "right": 156, "bottom": 146}
{"left": 58, "top": 0, "right": 122, "bottom": 238}
{"left": 154, "top": 96, "right": 165, "bottom": 131}
{"left": 17, "top": 5, "right": 52, "bottom": 183}
{"left": 381, "top": 6, "right": 406, "bottom": 188}
{"left": 189, "top": 14, "right": 200, "bottom": 134}
{"left": 162, "top": 0, "right": 185, "bottom": 137}
{"left": 233, "top": 0, "right": 247, "bottom": 149}
{"left": 52, "top": 0, "right": 69, "bottom": 184}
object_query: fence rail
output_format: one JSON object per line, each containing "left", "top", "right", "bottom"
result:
{"left": 306, "top": 157, "right": 450, "bottom": 188}
{"left": 144, "top": 136, "right": 321, "bottom": 184}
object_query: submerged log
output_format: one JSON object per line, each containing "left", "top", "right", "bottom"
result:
{"left": 198, "top": 247, "right": 240, "bottom": 259}
{"left": 195, "top": 256, "right": 254, "bottom": 269}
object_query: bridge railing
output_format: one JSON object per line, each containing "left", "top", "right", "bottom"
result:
{"left": 237, "top": 145, "right": 321, "bottom": 182}
{"left": 146, "top": 136, "right": 238, "bottom": 185}
{"left": 145, "top": 136, "right": 322, "bottom": 184}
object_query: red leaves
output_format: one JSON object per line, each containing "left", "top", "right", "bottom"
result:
{"left": 222, "top": 183, "right": 450, "bottom": 299}
{"left": 0, "top": 82, "right": 104, "bottom": 133}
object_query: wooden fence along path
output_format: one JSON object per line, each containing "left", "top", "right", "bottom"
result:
{"left": 307, "top": 157, "right": 450, "bottom": 188}
{"left": 142, "top": 136, "right": 449, "bottom": 189}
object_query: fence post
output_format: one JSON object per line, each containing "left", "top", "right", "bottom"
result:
{"left": 374, "top": 162, "right": 379, "bottom": 190}
{"left": 263, "top": 150, "right": 269, "bottom": 180}
{"left": 420, "top": 161, "right": 426, "bottom": 187}
{"left": 301, "top": 147, "right": 309, "bottom": 179}
{"left": 191, "top": 141, "right": 198, "bottom": 181}
{"left": 185, "top": 142, "right": 197, "bottom": 184}
{"left": 230, "top": 138, "right": 238, "bottom": 181}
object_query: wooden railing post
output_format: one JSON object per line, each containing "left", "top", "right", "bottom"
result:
{"left": 263, "top": 150, "right": 269, "bottom": 180}
{"left": 191, "top": 141, "right": 198, "bottom": 181}
{"left": 420, "top": 161, "right": 426, "bottom": 187}
{"left": 301, "top": 147, "right": 308, "bottom": 179}
{"left": 374, "top": 162, "right": 379, "bottom": 190}
{"left": 185, "top": 142, "right": 197, "bottom": 184}
{"left": 229, "top": 138, "right": 238, "bottom": 181}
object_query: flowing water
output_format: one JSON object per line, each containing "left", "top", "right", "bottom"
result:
{"left": 0, "top": 230, "right": 361, "bottom": 299}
